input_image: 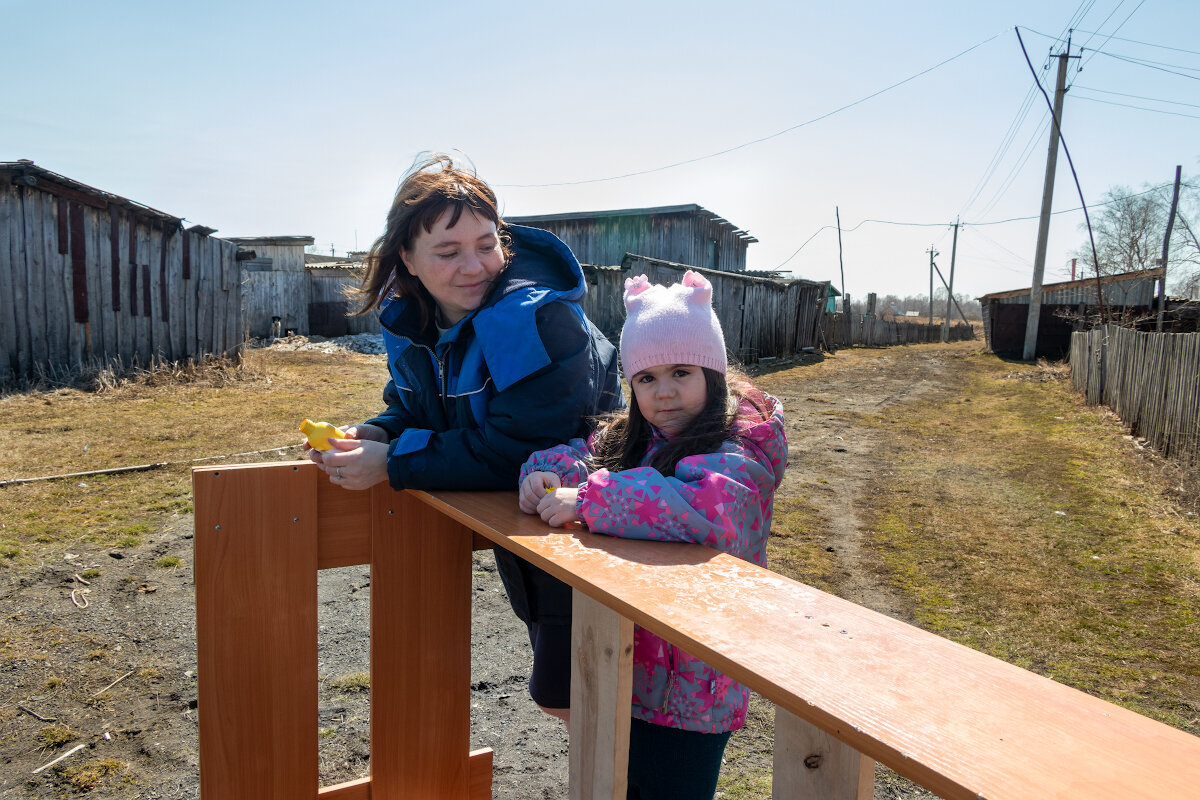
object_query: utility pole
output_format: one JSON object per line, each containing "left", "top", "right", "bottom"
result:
{"left": 1023, "top": 46, "right": 1077, "bottom": 361}
{"left": 926, "top": 245, "right": 938, "bottom": 325}
{"left": 942, "top": 219, "right": 960, "bottom": 342}
{"left": 836, "top": 206, "right": 846, "bottom": 297}
{"left": 1157, "top": 165, "right": 1182, "bottom": 332}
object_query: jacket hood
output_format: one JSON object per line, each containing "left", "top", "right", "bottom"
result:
{"left": 733, "top": 390, "right": 787, "bottom": 486}
{"left": 495, "top": 224, "right": 586, "bottom": 302}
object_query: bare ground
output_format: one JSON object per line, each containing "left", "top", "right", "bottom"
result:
{"left": 1, "top": 339, "right": 996, "bottom": 798}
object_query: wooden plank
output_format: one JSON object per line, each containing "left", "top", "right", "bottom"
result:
{"left": 115, "top": 213, "right": 134, "bottom": 365}
{"left": 315, "top": 749, "right": 492, "bottom": 800}
{"left": 369, "top": 488, "right": 473, "bottom": 799}
{"left": 223, "top": 243, "right": 241, "bottom": 356}
{"left": 135, "top": 222, "right": 152, "bottom": 364}
{"left": 193, "top": 462, "right": 319, "bottom": 800}
{"left": 25, "top": 191, "right": 49, "bottom": 368}
{"left": 773, "top": 707, "right": 872, "bottom": 800}
{"left": 38, "top": 192, "right": 70, "bottom": 369}
{"left": 0, "top": 187, "right": 15, "bottom": 377}
{"left": 316, "top": 476, "right": 372, "bottom": 569}
{"left": 568, "top": 590, "right": 632, "bottom": 800}
{"left": 166, "top": 228, "right": 184, "bottom": 360}
{"left": 196, "top": 236, "right": 214, "bottom": 355}
{"left": 317, "top": 776, "right": 369, "bottom": 800}
{"left": 184, "top": 232, "right": 197, "bottom": 359}
{"left": 413, "top": 487, "right": 1200, "bottom": 800}
{"left": 94, "top": 206, "right": 117, "bottom": 364}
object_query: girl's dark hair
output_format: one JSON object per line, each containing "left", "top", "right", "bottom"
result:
{"left": 589, "top": 367, "right": 769, "bottom": 477}
{"left": 351, "top": 153, "right": 513, "bottom": 327}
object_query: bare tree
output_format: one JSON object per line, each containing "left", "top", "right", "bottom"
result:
{"left": 1075, "top": 177, "right": 1200, "bottom": 298}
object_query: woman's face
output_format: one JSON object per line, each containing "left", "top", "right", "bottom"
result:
{"left": 400, "top": 209, "right": 505, "bottom": 326}
{"left": 630, "top": 364, "right": 708, "bottom": 435}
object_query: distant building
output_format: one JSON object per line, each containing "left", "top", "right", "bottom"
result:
{"left": 507, "top": 204, "right": 757, "bottom": 272}
{"left": 978, "top": 269, "right": 1163, "bottom": 359}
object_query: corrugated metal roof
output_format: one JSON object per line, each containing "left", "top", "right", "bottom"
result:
{"left": 979, "top": 268, "right": 1164, "bottom": 306}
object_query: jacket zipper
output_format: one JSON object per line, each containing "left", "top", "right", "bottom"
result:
{"left": 659, "top": 645, "right": 677, "bottom": 712}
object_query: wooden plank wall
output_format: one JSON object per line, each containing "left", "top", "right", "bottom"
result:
{"left": 514, "top": 210, "right": 751, "bottom": 273}
{"left": 1069, "top": 325, "right": 1200, "bottom": 465}
{"left": 0, "top": 182, "right": 242, "bottom": 380}
{"left": 243, "top": 269, "right": 309, "bottom": 338}
{"left": 308, "top": 271, "right": 380, "bottom": 336}
{"left": 582, "top": 257, "right": 828, "bottom": 364}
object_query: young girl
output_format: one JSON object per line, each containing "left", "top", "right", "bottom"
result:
{"left": 517, "top": 270, "right": 787, "bottom": 799}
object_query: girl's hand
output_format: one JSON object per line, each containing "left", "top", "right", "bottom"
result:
{"left": 537, "top": 488, "right": 579, "bottom": 528}
{"left": 519, "top": 471, "right": 561, "bottom": 514}
{"left": 319, "top": 436, "right": 390, "bottom": 490}
{"left": 305, "top": 423, "right": 388, "bottom": 465}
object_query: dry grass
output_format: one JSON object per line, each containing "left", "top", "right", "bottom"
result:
{"left": 858, "top": 350, "right": 1200, "bottom": 732}
{"left": 0, "top": 348, "right": 387, "bottom": 562}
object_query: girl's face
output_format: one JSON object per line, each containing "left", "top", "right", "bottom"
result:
{"left": 630, "top": 364, "right": 708, "bottom": 435}
{"left": 400, "top": 209, "right": 505, "bottom": 326}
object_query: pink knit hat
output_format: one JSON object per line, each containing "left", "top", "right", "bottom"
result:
{"left": 620, "top": 270, "right": 727, "bottom": 377}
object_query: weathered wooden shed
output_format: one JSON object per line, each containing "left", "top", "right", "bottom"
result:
{"left": 226, "top": 236, "right": 314, "bottom": 338}
{"left": 581, "top": 255, "right": 829, "bottom": 362}
{"left": 229, "top": 239, "right": 380, "bottom": 338}
{"left": 507, "top": 204, "right": 757, "bottom": 273}
{"left": 979, "top": 268, "right": 1163, "bottom": 359}
{"left": 0, "top": 161, "right": 242, "bottom": 381}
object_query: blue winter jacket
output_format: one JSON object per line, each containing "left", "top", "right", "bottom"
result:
{"left": 365, "top": 224, "right": 623, "bottom": 624}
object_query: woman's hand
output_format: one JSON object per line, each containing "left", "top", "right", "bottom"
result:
{"left": 318, "top": 435, "right": 390, "bottom": 490}
{"left": 519, "top": 471, "right": 561, "bottom": 514}
{"left": 537, "top": 488, "right": 579, "bottom": 528}
{"left": 305, "top": 423, "right": 388, "bottom": 465}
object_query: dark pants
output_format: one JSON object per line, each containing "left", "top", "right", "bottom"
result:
{"left": 627, "top": 717, "right": 732, "bottom": 800}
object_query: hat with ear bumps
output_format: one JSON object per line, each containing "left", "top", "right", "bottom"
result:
{"left": 619, "top": 270, "right": 727, "bottom": 377}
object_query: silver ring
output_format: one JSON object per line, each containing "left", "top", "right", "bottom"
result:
{"left": 336, "top": 466, "right": 343, "bottom": 479}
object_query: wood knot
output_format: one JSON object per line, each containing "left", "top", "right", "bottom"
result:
{"left": 803, "top": 754, "right": 822, "bottom": 769}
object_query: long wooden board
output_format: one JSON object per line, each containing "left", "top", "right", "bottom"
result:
{"left": 415, "top": 488, "right": 1200, "bottom": 800}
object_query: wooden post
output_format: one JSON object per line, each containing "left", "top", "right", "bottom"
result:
{"left": 370, "top": 488, "right": 474, "bottom": 799}
{"left": 773, "top": 709, "right": 873, "bottom": 800}
{"left": 569, "top": 590, "right": 633, "bottom": 800}
{"left": 194, "top": 463, "right": 320, "bottom": 799}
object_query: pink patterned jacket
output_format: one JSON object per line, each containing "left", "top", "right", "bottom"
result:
{"left": 518, "top": 390, "right": 787, "bottom": 732}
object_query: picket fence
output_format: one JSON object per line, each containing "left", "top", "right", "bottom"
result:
{"left": 1070, "top": 325, "right": 1200, "bottom": 464}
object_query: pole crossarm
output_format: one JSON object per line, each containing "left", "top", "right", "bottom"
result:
{"left": 194, "top": 461, "right": 1200, "bottom": 800}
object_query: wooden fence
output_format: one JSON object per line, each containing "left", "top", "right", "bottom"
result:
{"left": 582, "top": 256, "right": 829, "bottom": 363}
{"left": 823, "top": 313, "right": 975, "bottom": 348}
{"left": 194, "top": 462, "right": 1200, "bottom": 799}
{"left": 0, "top": 176, "right": 242, "bottom": 380}
{"left": 1070, "top": 325, "right": 1200, "bottom": 464}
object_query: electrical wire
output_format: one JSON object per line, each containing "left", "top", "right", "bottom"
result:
{"left": 1072, "top": 85, "right": 1200, "bottom": 108}
{"left": 1080, "top": 0, "right": 1149, "bottom": 70}
{"left": 1085, "top": 49, "right": 1200, "bottom": 80}
{"left": 1072, "top": 95, "right": 1200, "bottom": 119}
{"left": 496, "top": 31, "right": 1006, "bottom": 188}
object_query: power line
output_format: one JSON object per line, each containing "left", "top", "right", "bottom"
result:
{"left": 1070, "top": 30, "right": 1200, "bottom": 56}
{"left": 496, "top": 31, "right": 1006, "bottom": 189}
{"left": 1085, "top": 49, "right": 1200, "bottom": 80}
{"left": 1073, "top": 84, "right": 1200, "bottom": 108}
{"left": 1079, "top": 0, "right": 1146, "bottom": 70}
{"left": 1072, "top": 94, "right": 1200, "bottom": 119}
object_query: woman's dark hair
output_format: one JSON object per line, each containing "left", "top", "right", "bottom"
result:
{"left": 351, "top": 153, "right": 513, "bottom": 326}
{"left": 588, "top": 367, "right": 768, "bottom": 477}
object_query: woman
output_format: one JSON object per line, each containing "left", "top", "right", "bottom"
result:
{"left": 307, "top": 153, "right": 623, "bottom": 718}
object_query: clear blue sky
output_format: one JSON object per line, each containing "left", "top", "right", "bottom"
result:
{"left": 3, "top": 0, "right": 1197, "bottom": 300}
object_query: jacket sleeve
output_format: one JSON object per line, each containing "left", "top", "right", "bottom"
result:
{"left": 385, "top": 303, "right": 615, "bottom": 490}
{"left": 364, "top": 379, "right": 419, "bottom": 439}
{"left": 519, "top": 438, "right": 594, "bottom": 487}
{"left": 575, "top": 441, "right": 776, "bottom": 562}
